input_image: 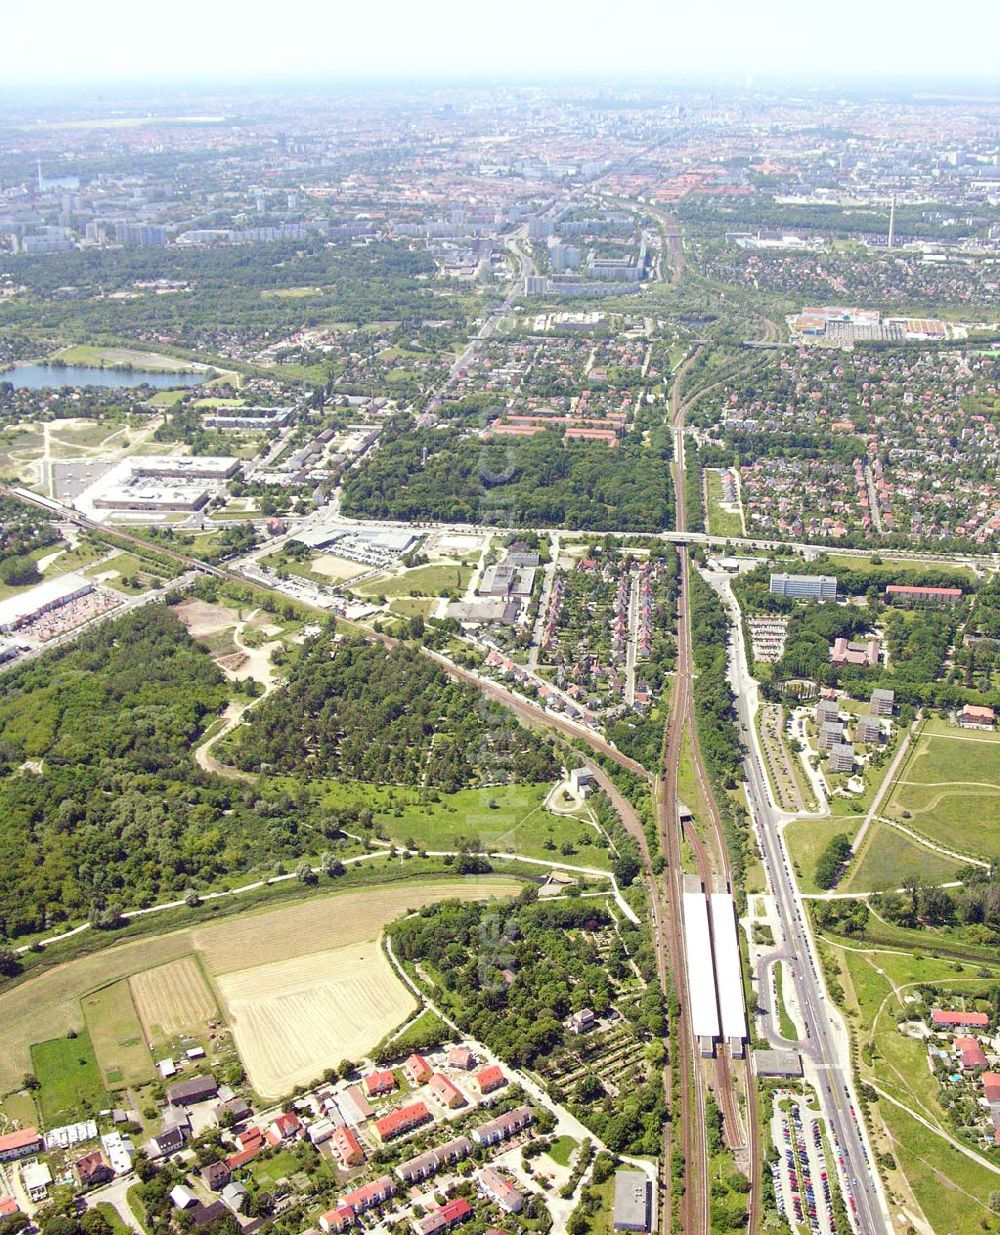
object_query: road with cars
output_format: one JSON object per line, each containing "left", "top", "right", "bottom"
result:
{"left": 713, "top": 568, "right": 892, "bottom": 1233}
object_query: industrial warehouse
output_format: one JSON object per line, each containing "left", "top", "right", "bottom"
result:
{"left": 76, "top": 455, "right": 240, "bottom": 516}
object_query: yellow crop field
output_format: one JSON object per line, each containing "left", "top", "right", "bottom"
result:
{"left": 218, "top": 943, "right": 414, "bottom": 1098}
{"left": 0, "top": 877, "right": 520, "bottom": 1099}
{"left": 130, "top": 956, "right": 219, "bottom": 1044}
{"left": 193, "top": 879, "right": 520, "bottom": 975}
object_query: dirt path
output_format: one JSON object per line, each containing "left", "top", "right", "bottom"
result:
{"left": 193, "top": 612, "right": 280, "bottom": 777}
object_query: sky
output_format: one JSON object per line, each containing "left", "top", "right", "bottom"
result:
{"left": 3, "top": 0, "right": 999, "bottom": 89}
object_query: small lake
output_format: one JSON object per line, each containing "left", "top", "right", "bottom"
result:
{"left": 3, "top": 363, "right": 206, "bottom": 391}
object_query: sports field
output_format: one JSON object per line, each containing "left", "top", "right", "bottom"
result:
{"left": 82, "top": 981, "right": 155, "bottom": 1089}
{"left": 130, "top": 956, "right": 219, "bottom": 1044}
{"left": 884, "top": 725, "right": 1000, "bottom": 859}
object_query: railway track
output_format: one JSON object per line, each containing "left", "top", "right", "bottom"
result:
{"left": 670, "top": 332, "right": 764, "bottom": 1233}
{"left": 658, "top": 566, "right": 709, "bottom": 1235}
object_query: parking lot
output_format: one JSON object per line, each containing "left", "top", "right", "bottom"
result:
{"left": 771, "top": 1092, "right": 837, "bottom": 1234}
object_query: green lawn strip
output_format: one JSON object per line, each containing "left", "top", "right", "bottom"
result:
{"left": 823, "top": 554, "right": 976, "bottom": 583}
{"left": 82, "top": 979, "right": 156, "bottom": 1090}
{"left": 364, "top": 782, "right": 611, "bottom": 869}
{"left": 53, "top": 344, "right": 199, "bottom": 372}
{"left": 83, "top": 549, "right": 169, "bottom": 594}
{"left": 876, "top": 1099, "right": 1000, "bottom": 1235}
{"left": 31, "top": 1029, "right": 109, "bottom": 1126}
{"left": 784, "top": 814, "right": 863, "bottom": 895}
{"left": 147, "top": 390, "right": 187, "bottom": 408}
{"left": 126, "top": 1185, "right": 152, "bottom": 1235}
{"left": 842, "top": 821, "right": 967, "bottom": 893}
{"left": 249, "top": 1147, "right": 301, "bottom": 1190}
{"left": 676, "top": 729, "right": 713, "bottom": 849}
{"left": 354, "top": 563, "right": 473, "bottom": 599}
{"left": 922, "top": 717, "right": 1000, "bottom": 743}
{"left": 2, "top": 1090, "right": 38, "bottom": 1129}
{"left": 704, "top": 469, "right": 743, "bottom": 538}
{"left": 96, "top": 1203, "right": 134, "bottom": 1235}
{"left": 773, "top": 962, "right": 798, "bottom": 1041}
{"left": 884, "top": 730, "right": 1000, "bottom": 859}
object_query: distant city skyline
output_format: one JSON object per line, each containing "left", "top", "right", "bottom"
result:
{"left": 4, "top": 0, "right": 999, "bottom": 89}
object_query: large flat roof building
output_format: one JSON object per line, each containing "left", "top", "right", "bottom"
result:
{"left": 769, "top": 573, "right": 837, "bottom": 602}
{"left": 612, "top": 1171, "right": 652, "bottom": 1233}
{"left": 0, "top": 573, "right": 94, "bottom": 633}
{"left": 709, "top": 893, "right": 748, "bottom": 1056}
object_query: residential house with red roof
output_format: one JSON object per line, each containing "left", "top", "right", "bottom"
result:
{"left": 956, "top": 1037, "right": 989, "bottom": 1070}
{"left": 266, "top": 1112, "right": 303, "bottom": 1146}
{"left": 374, "top": 1102, "right": 432, "bottom": 1144}
{"left": 331, "top": 1126, "right": 365, "bottom": 1168}
{"left": 417, "top": 1198, "right": 473, "bottom": 1235}
{"left": 931, "top": 1009, "right": 989, "bottom": 1029}
{"left": 341, "top": 1175, "right": 395, "bottom": 1213}
{"left": 428, "top": 1074, "right": 466, "bottom": 1110}
{"left": 364, "top": 1069, "right": 397, "bottom": 1098}
{"left": 473, "top": 1066, "right": 507, "bottom": 1096}
{"left": 404, "top": 1054, "right": 433, "bottom": 1085}
{"left": 74, "top": 1151, "right": 114, "bottom": 1189}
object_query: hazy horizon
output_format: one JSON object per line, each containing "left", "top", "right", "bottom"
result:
{"left": 5, "top": 0, "right": 999, "bottom": 90}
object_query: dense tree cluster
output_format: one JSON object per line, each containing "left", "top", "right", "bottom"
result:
{"left": 388, "top": 894, "right": 665, "bottom": 1153}
{"left": 0, "top": 497, "right": 58, "bottom": 564}
{"left": 873, "top": 868, "right": 1000, "bottom": 937}
{"left": 689, "top": 572, "right": 750, "bottom": 893}
{"left": 343, "top": 419, "right": 675, "bottom": 531}
{"left": 814, "top": 834, "right": 853, "bottom": 890}
{"left": 0, "top": 607, "right": 349, "bottom": 942}
{"left": 234, "top": 635, "right": 557, "bottom": 790}
{"left": 0, "top": 240, "right": 445, "bottom": 353}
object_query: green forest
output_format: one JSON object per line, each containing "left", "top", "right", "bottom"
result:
{"left": 0, "top": 607, "right": 343, "bottom": 941}
{"left": 232, "top": 635, "right": 558, "bottom": 789}
{"left": 0, "top": 239, "right": 451, "bottom": 348}
{"left": 342, "top": 419, "right": 675, "bottom": 531}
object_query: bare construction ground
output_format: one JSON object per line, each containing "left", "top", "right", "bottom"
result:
{"left": 171, "top": 598, "right": 239, "bottom": 639}
{"left": 310, "top": 553, "right": 365, "bottom": 582}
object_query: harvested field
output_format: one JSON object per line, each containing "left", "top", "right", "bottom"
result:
{"left": 0, "top": 878, "right": 520, "bottom": 1098}
{"left": 194, "top": 879, "right": 520, "bottom": 975}
{"left": 130, "top": 956, "right": 219, "bottom": 1044}
{"left": 217, "top": 942, "right": 414, "bottom": 1098}
{"left": 171, "top": 599, "right": 238, "bottom": 640}
{"left": 310, "top": 553, "right": 365, "bottom": 582}
{"left": 0, "top": 932, "right": 195, "bottom": 1097}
